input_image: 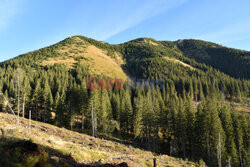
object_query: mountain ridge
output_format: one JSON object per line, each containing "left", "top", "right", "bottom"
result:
{"left": 2, "top": 35, "right": 249, "bottom": 79}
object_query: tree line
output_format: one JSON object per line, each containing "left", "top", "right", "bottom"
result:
{"left": 0, "top": 36, "right": 249, "bottom": 166}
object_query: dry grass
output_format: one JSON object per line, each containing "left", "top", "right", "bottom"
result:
{"left": 148, "top": 40, "right": 159, "bottom": 46}
{"left": 0, "top": 112, "right": 198, "bottom": 167}
{"left": 164, "top": 57, "right": 195, "bottom": 70}
{"left": 41, "top": 37, "right": 127, "bottom": 79}
{"left": 230, "top": 101, "right": 250, "bottom": 113}
{"left": 80, "top": 45, "right": 126, "bottom": 79}
{"left": 41, "top": 57, "right": 77, "bottom": 68}
{"left": 235, "top": 106, "right": 250, "bottom": 113}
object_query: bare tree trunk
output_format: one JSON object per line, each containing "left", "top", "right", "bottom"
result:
{"left": 70, "top": 102, "right": 73, "bottom": 131}
{"left": 17, "top": 74, "right": 20, "bottom": 124}
{"left": 82, "top": 112, "right": 84, "bottom": 133}
{"left": 227, "top": 157, "right": 231, "bottom": 167}
{"left": 91, "top": 101, "right": 95, "bottom": 137}
{"left": 44, "top": 108, "right": 46, "bottom": 123}
{"left": 102, "top": 116, "right": 105, "bottom": 139}
{"left": 29, "top": 110, "right": 31, "bottom": 133}
{"left": 22, "top": 96, "right": 25, "bottom": 118}
{"left": 182, "top": 133, "right": 186, "bottom": 159}
{"left": 206, "top": 133, "right": 210, "bottom": 161}
{"left": 0, "top": 128, "right": 4, "bottom": 137}
{"left": 36, "top": 103, "right": 38, "bottom": 121}
{"left": 239, "top": 147, "right": 243, "bottom": 167}
{"left": 217, "top": 133, "right": 222, "bottom": 167}
{"left": 70, "top": 114, "right": 73, "bottom": 131}
{"left": 94, "top": 104, "right": 97, "bottom": 137}
{"left": 147, "top": 126, "right": 150, "bottom": 149}
{"left": 0, "top": 91, "right": 18, "bottom": 123}
{"left": 170, "top": 140, "right": 173, "bottom": 156}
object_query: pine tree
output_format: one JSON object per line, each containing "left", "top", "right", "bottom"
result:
{"left": 185, "top": 95, "right": 195, "bottom": 157}
{"left": 195, "top": 97, "right": 225, "bottom": 165}
{"left": 21, "top": 76, "right": 31, "bottom": 118}
{"left": 100, "top": 89, "right": 111, "bottom": 138}
{"left": 88, "top": 88, "right": 100, "bottom": 137}
{"left": 220, "top": 106, "right": 238, "bottom": 165}
{"left": 133, "top": 93, "right": 143, "bottom": 137}
{"left": 79, "top": 81, "right": 88, "bottom": 133}
{"left": 176, "top": 98, "right": 187, "bottom": 158}
{"left": 167, "top": 98, "right": 178, "bottom": 156}
{"left": 111, "top": 93, "right": 120, "bottom": 121}
{"left": 32, "top": 79, "right": 42, "bottom": 121}
{"left": 43, "top": 80, "right": 53, "bottom": 122}
{"left": 141, "top": 89, "right": 156, "bottom": 150}
{"left": 55, "top": 94, "right": 67, "bottom": 127}
{"left": 120, "top": 90, "right": 133, "bottom": 133}
{"left": 231, "top": 112, "right": 244, "bottom": 167}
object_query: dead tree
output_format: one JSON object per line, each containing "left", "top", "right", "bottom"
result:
{"left": 91, "top": 101, "right": 95, "bottom": 137}
{"left": 0, "top": 91, "right": 18, "bottom": 123}
{"left": 29, "top": 110, "right": 31, "bottom": 133}
{"left": 23, "top": 95, "right": 26, "bottom": 118}
{"left": 82, "top": 112, "right": 84, "bottom": 133}
{"left": 17, "top": 72, "right": 20, "bottom": 123}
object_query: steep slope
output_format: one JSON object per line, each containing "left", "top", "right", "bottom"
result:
{"left": 175, "top": 39, "right": 250, "bottom": 79}
{"left": 3, "top": 36, "right": 127, "bottom": 79}
{"left": 41, "top": 36, "right": 126, "bottom": 79}
{"left": 0, "top": 112, "right": 198, "bottom": 167}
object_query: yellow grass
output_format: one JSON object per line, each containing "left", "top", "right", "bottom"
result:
{"left": 41, "top": 57, "right": 77, "bottom": 68}
{"left": 148, "top": 40, "right": 159, "bottom": 46}
{"left": 164, "top": 57, "right": 195, "bottom": 70}
{"left": 230, "top": 101, "right": 250, "bottom": 113}
{"left": 0, "top": 112, "right": 198, "bottom": 167}
{"left": 41, "top": 37, "right": 127, "bottom": 79}
{"left": 80, "top": 45, "right": 126, "bottom": 79}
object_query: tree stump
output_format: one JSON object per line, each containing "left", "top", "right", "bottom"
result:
{"left": 153, "top": 158, "right": 157, "bottom": 167}
{"left": 0, "top": 128, "right": 4, "bottom": 137}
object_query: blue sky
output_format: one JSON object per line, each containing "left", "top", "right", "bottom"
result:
{"left": 0, "top": 0, "right": 250, "bottom": 62}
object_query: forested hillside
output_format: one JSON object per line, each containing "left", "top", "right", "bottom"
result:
{"left": 0, "top": 36, "right": 249, "bottom": 167}
{"left": 175, "top": 39, "right": 250, "bottom": 79}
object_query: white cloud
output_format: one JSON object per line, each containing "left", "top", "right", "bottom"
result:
{"left": 98, "top": 0, "right": 188, "bottom": 40}
{"left": 0, "top": 0, "right": 24, "bottom": 31}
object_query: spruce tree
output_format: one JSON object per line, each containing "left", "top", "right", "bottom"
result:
{"left": 220, "top": 106, "right": 238, "bottom": 165}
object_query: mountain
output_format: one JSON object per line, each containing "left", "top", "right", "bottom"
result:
{"left": 0, "top": 35, "right": 249, "bottom": 167}
{"left": 2, "top": 36, "right": 249, "bottom": 79}
{"left": 175, "top": 39, "right": 250, "bottom": 79}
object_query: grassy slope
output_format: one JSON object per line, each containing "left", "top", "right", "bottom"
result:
{"left": 41, "top": 36, "right": 127, "bottom": 79}
{"left": 0, "top": 112, "right": 198, "bottom": 167}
